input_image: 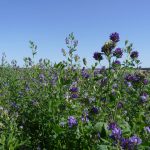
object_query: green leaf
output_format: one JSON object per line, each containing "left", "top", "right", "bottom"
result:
{"left": 96, "top": 145, "right": 108, "bottom": 150}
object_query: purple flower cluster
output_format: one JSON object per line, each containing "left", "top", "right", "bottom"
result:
{"left": 117, "top": 101, "right": 123, "bottom": 109}
{"left": 108, "top": 122, "right": 118, "bottom": 130}
{"left": 81, "top": 67, "right": 90, "bottom": 79}
{"left": 130, "top": 51, "right": 139, "bottom": 59}
{"left": 112, "top": 60, "right": 121, "bottom": 67}
{"left": 121, "top": 136, "right": 142, "bottom": 149}
{"left": 70, "top": 86, "right": 78, "bottom": 99}
{"left": 108, "top": 123, "right": 142, "bottom": 149}
{"left": 91, "top": 106, "right": 99, "bottom": 114}
{"left": 110, "top": 32, "right": 120, "bottom": 42}
{"left": 144, "top": 126, "right": 150, "bottom": 133}
{"left": 125, "top": 73, "right": 145, "bottom": 85}
{"left": 108, "top": 122, "right": 122, "bottom": 140}
{"left": 140, "top": 92, "right": 149, "bottom": 102}
{"left": 113, "top": 48, "right": 123, "bottom": 58}
{"left": 93, "top": 52, "right": 103, "bottom": 61}
{"left": 143, "top": 79, "right": 149, "bottom": 85}
{"left": 68, "top": 116, "right": 78, "bottom": 128}
{"left": 69, "top": 87, "right": 78, "bottom": 92}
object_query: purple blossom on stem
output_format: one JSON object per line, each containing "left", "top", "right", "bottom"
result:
{"left": 129, "top": 135, "right": 142, "bottom": 145}
{"left": 68, "top": 116, "right": 78, "bottom": 128}
{"left": 112, "top": 60, "right": 121, "bottom": 68}
{"left": 93, "top": 52, "right": 103, "bottom": 61}
{"left": 143, "top": 79, "right": 149, "bottom": 85}
{"left": 81, "top": 67, "right": 90, "bottom": 79}
{"left": 130, "top": 51, "right": 139, "bottom": 59}
{"left": 91, "top": 106, "right": 99, "bottom": 114}
{"left": 113, "top": 60, "right": 121, "bottom": 65}
{"left": 108, "top": 122, "right": 118, "bottom": 130}
{"left": 117, "top": 102, "right": 123, "bottom": 109}
{"left": 144, "top": 126, "right": 150, "bottom": 133}
{"left": 113, "top": 48, "right": 123, "bottom": 58}
{"left": 110, "top": 127, "right": 122, "bottom": 140}
{"left": 71, "top": 94, "right": 78, "bottom": 99}
{"left": 110, "top": 32, "right": 120, "bottom": 42}
{"left": 70, "top": 87, "right": 78, "bottom": 92}
{"left": 126, "top": 82, "right": 132, "bottom": 87}
{"left": 140, "top": 92, "right": 149, "bottom": 102}
{"left": 120, "top": 138, "right": 131, "bottom": 149}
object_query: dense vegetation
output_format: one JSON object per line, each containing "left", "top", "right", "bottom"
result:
{"left": 0, "top": 33, "right": 150, "bottom": 150}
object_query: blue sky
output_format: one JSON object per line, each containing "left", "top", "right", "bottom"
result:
{"left": 0, "top": 0, "right": 150, "bottom": 67}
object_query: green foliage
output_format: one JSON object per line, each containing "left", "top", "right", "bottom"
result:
{"left": 0, "top": 32, "right": 150, "bottom": 149}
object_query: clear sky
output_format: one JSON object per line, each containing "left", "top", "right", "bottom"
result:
{"left": 0, "top": 0, "right": 150, "bottom": 67}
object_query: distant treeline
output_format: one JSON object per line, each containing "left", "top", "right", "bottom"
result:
{"left": 140, "top": 68, "right": 150, "bottom": 70}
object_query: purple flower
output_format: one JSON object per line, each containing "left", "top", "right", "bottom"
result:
{"left": 68, "top": 116, "right": 78, "bottom": 128}
{"left": 117, "top": 102, "right": 123, "bottom": 109}
{"left": 70, "top": 87, "right": 78, "bottom": 92}
{"left": 140, "top": 92, "right": 149, "bottom": 102}
{"left": 91, "top": 106, "right": 99, "bottom": 114}
{"left": 144, "top": 126, "right": 150, "bottom": 133}
{"left": 120, "top": 138, "right": 131, "bottom": 149}
{"left": 140, "top": 96, "right": 147, "bottom": 102}
{"left": 113, "top": 48, "right": 123, "bottom": 58}
{"left": 110, "top": 127, "right": 122, "bottom": 140}
{"left": 70, "top": 86, "right": 78, "bottom": 99}
{"left": 126, "top": 82, "right": 132, "bottom": 87}
{"left": 71, "top": 94, "right": 78, "bottom": 99}
{"left": 143, "top": 79, "right": 149, "bottom": 85}
{"left": 112, "top": 60, "right": 121, "bottom": 67}
{"left": 125, "top": 74, "right": 142, "bottom": 84}
{"left": 125, "top": 74, "right": 134, "bottom": 82}
{"left": 108, "top": 122, "right": 122, "bottom": 140}
{"left": 93, "top": 52, "right": 103, "bottom": 61}
{"left": 114, "top": 60, "right": 121, "bottom": 65}
{"left": 129, "top": 135, "right": 142, "bottom": 145}
{"left": 81, "top": 71, "right": 90, "bottom": 79}
{"left": 113, "top": 83, "right": 118, "bottom": 89}
{"left": 108, "top": 122, "right": 117, "bottom": 130}
{"left": 110, "top": 32, "right": 120, "bottom": 42}
{"left": 130, "top": 51, "right": 139, "bottom": 59}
